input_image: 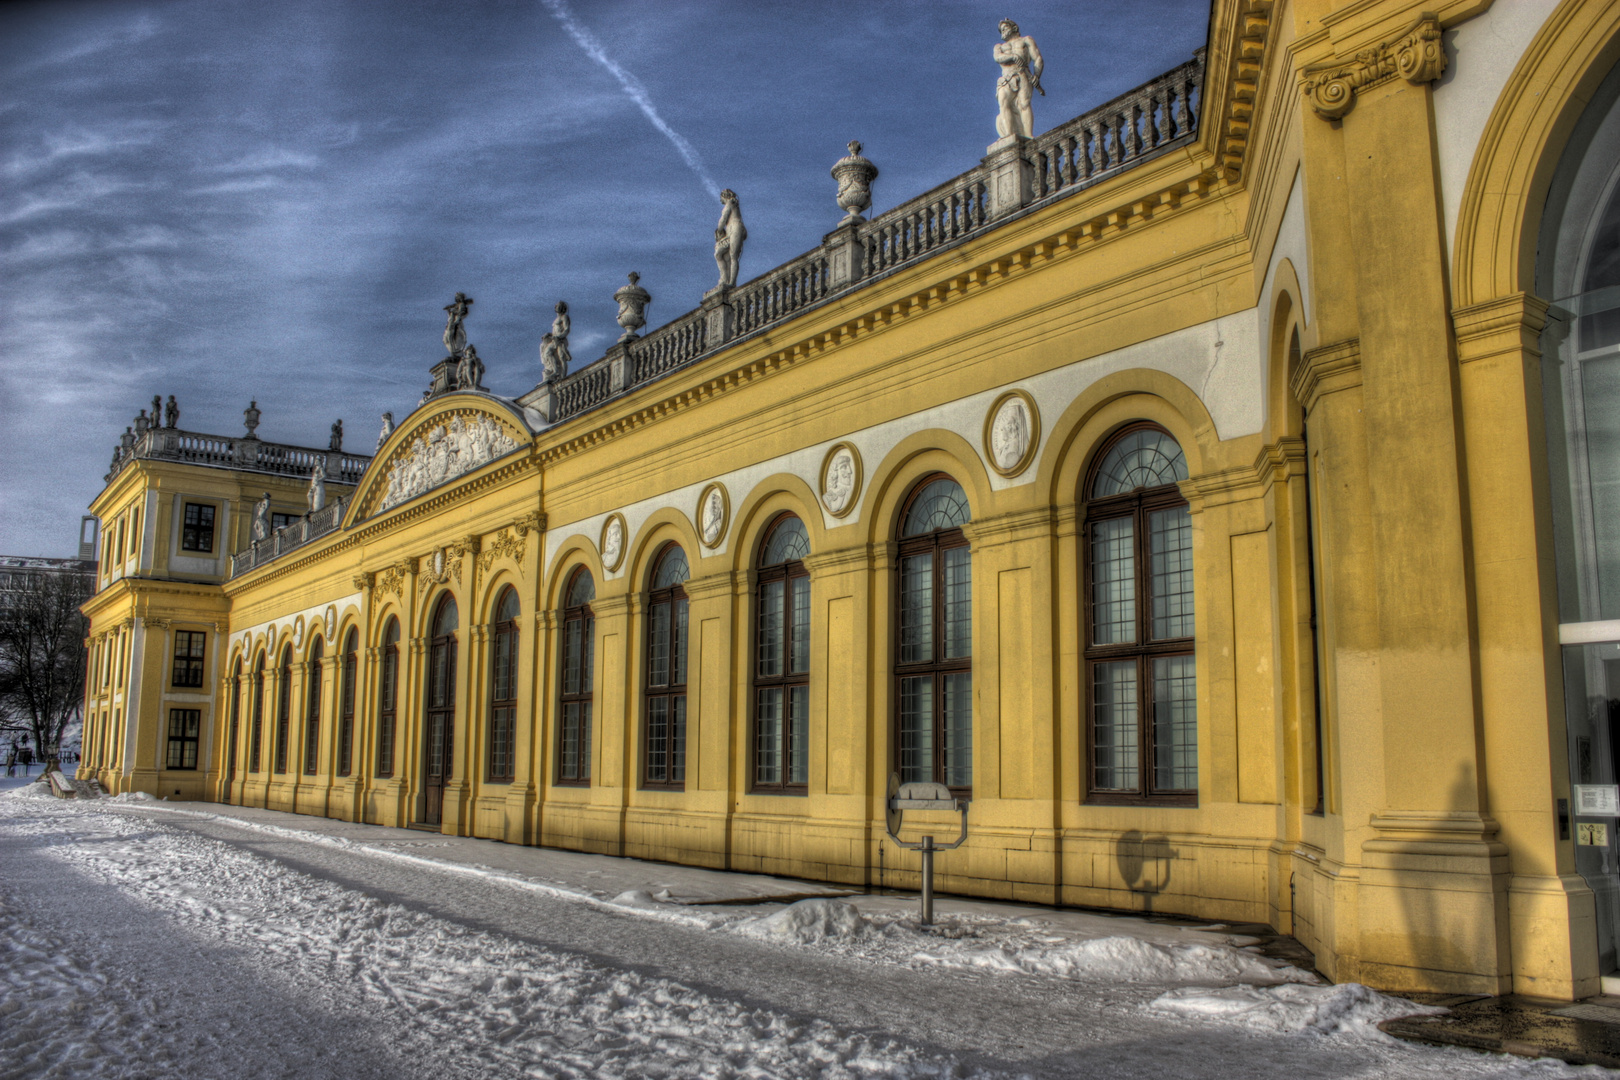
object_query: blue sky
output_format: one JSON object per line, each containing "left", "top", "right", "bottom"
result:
{"left": 0, "top": 0, "right": 1208, "bottom": 556}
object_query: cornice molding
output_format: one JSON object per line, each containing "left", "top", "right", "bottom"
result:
{"left": 1300, "top": 14, "right": 1446, "bottom": 121}
{"left": 1453, "top": 292, "right": 1551, "bottom": 365}
{"left": 1290, "top": 338, "right": 1363, "bottom": 412}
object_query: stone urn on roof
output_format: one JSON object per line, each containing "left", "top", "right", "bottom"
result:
{"left": 831, "top": 141, "right": 879, "bottom": 224}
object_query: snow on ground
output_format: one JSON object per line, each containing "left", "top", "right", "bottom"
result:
{"left": 0, "top": 786, "right": 1608, "bottom": 1078}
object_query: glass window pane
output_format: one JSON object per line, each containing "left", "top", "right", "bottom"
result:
{"left": 1093, "top": 661, "right": 1139, "bottom": 791}
{"left": 943, "top": 672, "right": 972, "bottom": 788}
{"left": 672, "top": 696, "right": 686, "bottom": 783}
{"left": 1092, "top": 429, "right": 1188, "bottom": 497}
{"left": 900, "top": 552, "right": 933, "bottom": 663}
{"left": 790, "top": 576, "right": 810, "bottom": 675}
{"left": 789, "top": 685, "right": 809, "bottom": 785}
{"left": 1153, "top": 655, "right": 1198, "bottom": 791}
{"left": 758, "top": 580, "right": 784, "bottom": 678}
{"left": 757, "top": 687, "right": 782, "bottom": 784}
{"left": 763, "top": 517, "right": 810, "bottom": 565}
{"left": 943, "top": 546, "right": 971, "bottom": 659}
{"left": 564, "top": 620, "right": 582, "bottom": 695}
{"left": 654, "top": 547, "right": 689, "bottom": 589}
{"left": 562, "top": 702, "right": 580, "bottom": 778}
{"left": 899, "top": 676, "right": 933, "bottom": 784}
{"left": 674, "top": 599, "right": 689, "bottom": 686}
{"left": 1150, "top": 506, "right": 1195, "bottom": 640}
{"left": 582, "top": 615, "right": 594, "bottom": 694}
{"left": 1091, "top": 517, "right": 1136, "bottom": 645}
{"left": 902, "top": 479, "right": 971, "bottom": 535}
{"left": 649, "top": 602, "right": 670, "bottom": 687}
{"left": 580, "top": 702, "right": 592, "bottom": 779}
{"left": 646, "top": 697, "right": 667, "bottom": 783}
{"left": 567, "top": 571, "right": 596, "bottom": 607}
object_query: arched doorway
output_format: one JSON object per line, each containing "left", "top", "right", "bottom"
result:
{"left": 422, "top": 594, "right": 458, "bottom": 826}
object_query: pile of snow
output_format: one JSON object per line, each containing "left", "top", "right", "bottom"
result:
{"left": 0, "top": 779, "right": 56, "bottom": 801}
{"left": 1149, "top": 982, "right": 1443, "bottom": 1036}
{"left": 107, "top": 791, "right": 156, "bottom": 803}
{"left": 736, "top": 898, "right": 870, "bottom": 944}
{"left": 916, "top": 932, "right": 1315, "bottom": 986}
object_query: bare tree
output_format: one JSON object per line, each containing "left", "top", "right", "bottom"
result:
{"left": 0, "top": 570, "right": 90, "bottom": 762}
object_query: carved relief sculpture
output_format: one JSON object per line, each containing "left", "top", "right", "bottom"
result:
{"left": 376, "top": 412, "right": 522, "bottom": 513}
{"left": 698, "top": 484, "right": 728, "bottom": 547}
{"left": 714, "top": 189, "right": 747, "bottom": 288}
{"left": 993, "top": 19, "right": 1044, "bottom": 140}
{"left": 601, "top": 514, "right": 626, "bottom": 571}
{"left": 831, "top": 141, "right": 878, "bottom": 223}
{"left": 821, "top": 443, "right": 861, "bottom": 517}
{"left": 614, "top": 273, "right": 651, "bottom": 342}
{"left": 984, "top": 390, "right": 1039, "bottom": 477}
{"left": 1300, "top": 14, "right": 1446, "bottom": 121}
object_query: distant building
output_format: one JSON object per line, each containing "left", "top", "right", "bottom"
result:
{"left": 74, "top": 1, "right": 1620, "bottom": 1003}
{"left": 0, "top": 555, "right": 97, "bottom": 613}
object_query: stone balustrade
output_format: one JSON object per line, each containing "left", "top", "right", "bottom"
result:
{"left": 524, "top": 50, "right": 1203, "bottom": 427}
{"left": 108, "top": 427, "right": 371, "bottom": 486}
{"left": 230, "top": 497, "right": 348, "bottom": 578}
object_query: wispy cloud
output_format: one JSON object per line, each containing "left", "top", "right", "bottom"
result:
{"left": 538, "top": 0, "right": 719, "bottom": 199}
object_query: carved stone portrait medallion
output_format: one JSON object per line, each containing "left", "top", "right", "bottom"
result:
{"left": 600, "top": 513, "right": 627, "bottom": 572}
{"left": 433, "top": 549, "right": 446, "bottom": 577}
{"left": 293, "top": 615, "right": 306, "bottom": 649}
{"left": 323, "top": 604, "right": 337, "bottom": 643}
{"left": 983, "top": 389, "right": 1040, "bottom": 478}
{"left": 819, "top": 442, "right": 863, "bottom": 518}
{"left": 697, "top": 483, "right": 729, "bottom": 548}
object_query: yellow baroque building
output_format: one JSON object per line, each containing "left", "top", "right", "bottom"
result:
{"left": 78, "top": 0, "right": 1620, "bottom": 1000}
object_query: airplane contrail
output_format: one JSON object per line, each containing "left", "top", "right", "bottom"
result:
{"left": 540, "top": 0, "right": 721, "bottom": 199}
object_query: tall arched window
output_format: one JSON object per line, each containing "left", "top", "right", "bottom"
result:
{"left": 644, "top": 544, "right": 689, "bottom": 789}
{"left": 423, "top": 595, "right": 458, "bottom": 825}
{"left": 754, "top": 514, "right": 810, "bottom": 792}
{"left": 274, "top": 645, "right": 293, "bottom": 773}
{"left": 1084, "top": 424, "right": 1196, "bottom": 804}
{"left": 558, "top": 568, "right": 595, "bottom": 785}
{"left": 376, "top": 618, "right": 399, "bottom": 778}
{"left": 487, "top": 588, "right": 520, "bottom": 783}
{"left": 896, "top": 476, "right": 972, "bottom": 792}
{"left": 338, "top": 629, "right": 358, "bottom": 777}
{"left": 303, "top": 638, "right": 323, "bottom": 775}
{"left": 226, "top": 657, "right": 242, "bottom": 787}
{"left": 249, "top": 653, "right": 265, "bottom": 772}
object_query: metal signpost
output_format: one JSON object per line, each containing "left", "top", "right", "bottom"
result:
{"left": 884, "top": 773, "right": 968, "bottom": 925}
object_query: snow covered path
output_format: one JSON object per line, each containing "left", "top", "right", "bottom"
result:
{"left": 0, "top": 790, "right": 1603, "bottom": 1079}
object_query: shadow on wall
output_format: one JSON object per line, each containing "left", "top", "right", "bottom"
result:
{"left": 1116, "top": 829, "right": 1178, "bottom": 913}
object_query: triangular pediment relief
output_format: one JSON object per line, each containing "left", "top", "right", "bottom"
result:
{"left": 351, "top": 397, "right": 533, "bottom": 521}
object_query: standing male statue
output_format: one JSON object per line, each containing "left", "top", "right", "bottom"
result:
{"left": 377, "top": 412, "right": 394, "bottom": 450}
{"left": 252, "top": 492, "right": 272, "bottom": 541}
{"left": 457, "top": 343, "right": 484, "bottom": 391}
{"left": 307, "top": 460, "right": 327, "bottom": 513}
{"left": 165, "top": 395, "right": 179, "bottom": 429}
{"left": 443, "top": 292, "right": 473, "bottom": 357}
{"left": 329, "top": 419, "right": 343, "bottom": 452}
{"left": 993, "top": 19, "right": 1044, "bottom": 141}
{"left": 540, "top": 301, "right": 571, "bottom": 382}
{"left": 713, "top": 189, "right": 746, "bottom": 289}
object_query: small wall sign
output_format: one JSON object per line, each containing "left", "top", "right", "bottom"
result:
{"left": 1574, "top": 784, "right": 1620, "bottom": 817}
{"left": 1578, "top": 822, "right": 1609, "bottom": 847}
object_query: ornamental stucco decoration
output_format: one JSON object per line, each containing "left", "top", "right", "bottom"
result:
{"left": 983, "top": 390, "right": 1040, "bottom": 478}
{"left": 1300, "top": 14, "right": 1446, "bottom": 121}
{"left": 819, "top": 442, "right": 863, "bottom": 518}
{"left": 375, "top": 561, "right": 408, "bottom": 601}
{"left": 478, "top": 528, "right": 527, "bottom": 573}
{"left": 376, "top": 412, "right": 522, "bottom": 514}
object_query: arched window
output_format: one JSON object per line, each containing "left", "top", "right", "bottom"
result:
{"left": 644, "top": 544, "right": 689, "bottom": 789}
{"left": 1084, "top": 424, "right": 1196, "bottom": 803}
{"left": 303, "top": 638, "right": 323, "bottom": 775}
{"left": 274, "top": 645, "right": 293, "bottom": 774}
{"left": 226, "top": 657, "right": 242, "bottom": 787}
{"left": 896, "top": 475, "right": 972, "bottom": 792}
{"left": 423, "top": 595, "right": 458, "bottom": 825}
{"left": 754, "top": 514, "right": 810, "bottom": 792}
{"left": 487, "top": 587, "right": 521, "bottom": 783}
{"left": 338, "top": 629, "right": 358, "bottom": 777}
{"left": 376, "top": 618, "right": 399, "bottom": 778}
{"left": 249, "top": 653, "right": 265, "bottom": 773}
{"left": 558, "top": 568, "right": 595, "bottom": 785}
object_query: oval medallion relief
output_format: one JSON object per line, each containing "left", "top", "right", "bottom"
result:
{"left": 819, "top": 442, "right": 863, "bottom": 518}
{"left": 983, "top": 390, "right": 1040, "bottom": 478}
{"left": 600, "top": 513, "right": 627, "bottom": 572}
{"left": 697, "top": 483, "right": 730, "bottom": 549}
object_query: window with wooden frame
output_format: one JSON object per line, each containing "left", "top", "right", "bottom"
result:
{"left": 1084, "top": 424, "right": 1197, "bottom": 805}
{"left": 338, "top": 629, "right": 357, "bottom": 777}
{"left": 271, "top": 512, "right": 297, "bottom": 531}
{"left": 274, "top": 646, "right": 292, "bottom": 773}
{"left": 172, "top": 630, "right": 206, "bottom": 687}
{"left": 226, "top": 658, "right": 241, "bottom": 783}
{"left": 165, "top": 708, "right": 200, "bottom": 769}
{"left": 249, "top": 654, "right": 265, "bottom": 772}
{"left": 422, "top": 595, "right": 459, "bottom": 823}
{"left": 753, "top": 514, "right": 810, "bottom": 793}
{"left": 487, "top": 588, "right": 520, "bottom": 783}
{"left": 643, "top": 544, "right": 689, "bottom": 789}
{"left": 181, "top": 502, "right": 215, "bottom": 552}
{"left": 303, "top": 638, "right": 323, "bottom": 775}
{"left": 376, "top": 618, "right": 399, "bottom": 778}
{"left": 557, "top": 569, "right": 595, "bottom": 785}
{"left": 895, "top": 475, "right": 973, "bottom": 793}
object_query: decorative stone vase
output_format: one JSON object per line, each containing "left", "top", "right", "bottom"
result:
{"left": 614, "top": 272, "right": 651, "bottom": 343}
{"left": 831, "top": 141, "right": 879, "bottom": 223}
{"left": 243, "top": 401, "right": 261, "bottom": 438}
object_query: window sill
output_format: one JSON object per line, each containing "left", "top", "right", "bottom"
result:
{"left": 1083, "top": 793, "right": 1198, "bottom": 808}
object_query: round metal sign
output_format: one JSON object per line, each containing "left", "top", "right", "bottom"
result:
{"left": 885, "top": 772, "right": 902, "bottom": 838}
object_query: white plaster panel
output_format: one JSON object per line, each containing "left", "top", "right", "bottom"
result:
{"left": 230, "top": 593, "right": 360, "bottom": 660}
{"left": 1434, "top": 0, "right": 1559, "bottom": 264}
{"left": 546, "top": 308, "right": 1263, "bottom": 579}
